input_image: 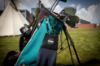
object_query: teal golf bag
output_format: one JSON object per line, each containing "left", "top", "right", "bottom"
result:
{"left": 4, "top": 0, "right": 81, "bottom": 66}
{"left": 15, "top": 15, "right": 64, "bottom": 66}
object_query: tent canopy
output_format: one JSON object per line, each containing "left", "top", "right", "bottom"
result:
{"left": 0, "top": 1, "right": 28, "bottom": 36}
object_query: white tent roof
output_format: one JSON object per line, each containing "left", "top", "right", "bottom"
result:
{"left": 0, "top": 2, "right": 29, "bottom": 36}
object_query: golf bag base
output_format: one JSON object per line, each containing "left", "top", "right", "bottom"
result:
{"left": 3, "top": 51, "right": 18, "bottom": 66}
{"left": 37, "top": 33, "right": 58, "bottom": 66}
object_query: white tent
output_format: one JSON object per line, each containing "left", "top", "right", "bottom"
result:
{"left": 0, "top": 2, "right": 29, "bottom": 36}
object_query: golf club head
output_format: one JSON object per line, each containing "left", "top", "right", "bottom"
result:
{"left": 61, "top": 7, "right": 76, "bottom": 16}
{"left": 60, "top": 0, "right": 67, "bottom": 2}
{"left": 66, "top": 15, "right": 79, "bottom": 27}
{"left": 60, "top": 7, "right": 79, "bottom": 28}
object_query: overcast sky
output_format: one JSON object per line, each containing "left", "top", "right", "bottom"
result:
{"left": 65, "top": 0, "right": 100, "bottom": 24}
{"left": 53, "top": 0, "right": 99, "bottom": 24}
{"left": 0, "top": 0, "right": 100, "bottom": 24}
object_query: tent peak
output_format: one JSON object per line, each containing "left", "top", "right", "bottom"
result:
{"left": 10, "top": 0, "right": 18, "bottom": 11}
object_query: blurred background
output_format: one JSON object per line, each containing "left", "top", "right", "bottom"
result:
{"left": 0, "top": 0, "right": 100, "bottom": 66}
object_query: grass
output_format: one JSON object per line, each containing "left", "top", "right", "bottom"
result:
{"left": 0, "top": 36, "right": 19, "bottom": 66}
{"left": 0, "top": 28, "right": 100, "bottom": 66}
{"left": 57, "top": 28, "right": 100, "bottom": 66}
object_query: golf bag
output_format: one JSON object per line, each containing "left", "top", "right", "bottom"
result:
{"left": 3, "top": 0, "right": 81, "bottom": 66}
{"left": 15, "top": 14, "right": 64, "bottom": 66}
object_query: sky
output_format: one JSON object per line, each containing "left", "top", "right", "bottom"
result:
{"left": 62, "top": 0, "right": 100, "bottom": 24}
{"left": 52, "top": 0, "right": 99, "bottom": 24}
{"left": 0, "top": 0, "right": 100, "bottom": 24}
{"left": 15, "top": 0, "right": 100, "bottom": 24}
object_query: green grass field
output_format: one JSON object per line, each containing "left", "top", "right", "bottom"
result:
{"left": 0, "top": 28, "right": 100, "bottom": 66}
{"left": 0, "top": 36, "right": 19, "bottom": 66}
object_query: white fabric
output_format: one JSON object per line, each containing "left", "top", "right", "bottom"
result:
{"left": 41, "top": 0, "right": 56, "bottom": 8}
{"left": 0, "top": 3, "right": 28, "bottom": 36}
{"left": 53, "top": 5, "right": 63, "bottom": 14}
{"left": 41, "top": 0, "right": 63, "bottom": 14}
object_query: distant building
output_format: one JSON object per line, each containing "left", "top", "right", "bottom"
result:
{"left": 78, "top": 19, "right": 97, "bottom": 28}
{"left": 78, "top": 24, "right": 96, "bottom": 28}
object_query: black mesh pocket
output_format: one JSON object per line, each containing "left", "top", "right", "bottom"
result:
{"left": 42, "top": 33, "right": 58, "bottom": 50}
